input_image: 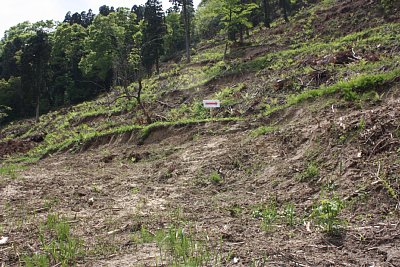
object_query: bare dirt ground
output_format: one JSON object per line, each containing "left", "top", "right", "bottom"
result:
{"left": 1, "top": 84, "right": 400, "bottom": 266}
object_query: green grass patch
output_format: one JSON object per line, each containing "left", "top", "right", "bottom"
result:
{"left": 250, "top": 126, "right": 279, "bottom": 137}
{"left": 264, "top": 69, "right": 400, "bottom": 116}
{"left": 243, "top": 23, "right": 400, "bottom": 73}
{"left": 139, "top": 117, "right": 242, "bottom": 143}
{"left": 209, "top": 171, "right": 222, "bottom": 184}
{"left": 27, "top": 117, "right": 242, "bottom": 159}
{"left": 298, "top": 162, "right": 320, "bottom": 182}
{"left": 0, "top": 163, "right": 25, "bottom": 179}
{"left": 132, "top": 224, "right": 222, "bottom": 266}
{"left": 22, "top": 214, "right": 82, "bottom": 266}
{"left": 252, "top": 201, "right": 278, "bottom": 232}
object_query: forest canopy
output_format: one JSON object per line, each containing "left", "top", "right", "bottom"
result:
{"left": 0, "top": 0, "right": 313, "bottom": 123}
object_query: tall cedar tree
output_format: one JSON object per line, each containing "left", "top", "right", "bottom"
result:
{"left": 99, "top": 5, "right": 115, "bottom": 16}
{"left": 64, "top": 9, "right": 95, "bottom": 27}
{"left": 132, "top": 5, "right": 145, "bottom": 22}
{"left": 143, "top": 0, "right": 165, "bottom": 74}
{"left": 20, "top": 30, "right": 51, "bottom": 122}
{"left": 170, "top": 0, "right": 193, "bottom": 63}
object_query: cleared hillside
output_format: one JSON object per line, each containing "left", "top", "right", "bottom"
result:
{"left": 1, "top": 0, "right": 400, "bottom": 266}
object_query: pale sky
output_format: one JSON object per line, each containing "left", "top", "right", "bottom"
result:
{"left": 0, "top": 0, "right": 201, "bottom": 38}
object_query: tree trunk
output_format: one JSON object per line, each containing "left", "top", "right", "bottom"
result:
{"left": 35, "top": 73, "right": 41, "bottom": 123}
{"left": 123, "top": 64, "right": 131, "bottom": 100}
{"left": 136, "top": 79, "right": 152, "bottom": 124}
{"left": 182, "top": 0, "right": 191, "bottom": 63}
{"left": 223, "top": 42, "right": 228, "bottom": 61}
{"left": 239, "top": 26, "right": 244, "bottom": 45}
{"left": 280, "top": 0, "right": 289, "bottom": 22}
{"left": 35, "top": 94, "right": 40, "bottom": 123}
{"left": 224, "top": 8, "right": 233, "bottom": 61}
{"left": 156, "top": 52, "right": 160, "bottom": 74}
{"left": 263, "top": 0, "right": 271, "bottom": 28}
{"left": 239, "top": 0, "right": 244, "bottom": 44}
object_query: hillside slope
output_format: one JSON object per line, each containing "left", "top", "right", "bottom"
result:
{"left": 1, "top": 0, "right": 400, "bottom": 266}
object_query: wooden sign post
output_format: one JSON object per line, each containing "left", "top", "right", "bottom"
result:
{"left": 203, "top": 100, "right": 220, "bottom": 118}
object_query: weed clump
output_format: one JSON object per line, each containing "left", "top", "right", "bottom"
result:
{"left": 209, "top": 171, "right": 223, "bottom": 184}
{"left": 132, "top": 224, "right": 222, "bottom": 266}
{"left": 298, "top": 162, "right": 320, "bottom": 182}
{"left": 312, "top": 196, "right": 344, "bottom": 235}
{"left": 22, "top": 214, "right": 82, "bottom": 266}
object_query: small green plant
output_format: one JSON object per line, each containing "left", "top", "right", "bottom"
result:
{"left": 312, "top": 197, "right": 344, "bottom": 234}
{"left": 323, "top": 180, "right": 338, "bottom": 192}
{"left": 131, "top": 187, "right": 140, "bottom": 194}
{"left": 132, "top": 225, "right": 155, "bottom": 244}
{"left": 228, "top": 204, "right": 243, "bottom": 217}
{"left": 253, "top": 202, "right": 278, "bottom": 232}
{"left": 299, "top": 162, "right": 320, "bottom": 182}
{"left": 0, "top": 164, "right": 24, "bottom": 179}
{"left": 209, "top": 171, "right": 222, "bottom": 184}
{"left": 381, "top": 177, "right": 399, "bottom": 201}
{"left": 283, "top": 203, "right": 296, "bottom": 226}
{"left": 23, "top": 214, "right": 82, "bottom": 266}
{"left": 22, "top": 254, "right": 50, "bottom": 267}
{"left": 250, "top": 126, "right": 278, "bottom": 137}
{"left": 358, "top": 117, "right": 366, "bottom": 131}
{"left": 134, "top": 224, "right": 220, "bottom": 266}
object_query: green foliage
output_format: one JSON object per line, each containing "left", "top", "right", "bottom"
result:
{"left": 80, "top": 9, "right": 139, "bottom": 80}
{"left": 204, "top": 60, "right": 227, "bottom": 81}
{"left": 321, "top": 0, "right": 335, "bottom": 7}
{"left": 220, "top": 0, "right": 258, "bottom": 43}
{"left": 298, "top": 162, "right": 320, "bottom": 182}
{"left": 51, "top": 23, "right": 90, "bottom": 105}
{"left": 283, "top": 203, "right": 296, "bottom": 226}
{"left": 250, "top": 126, "right": 278, "bottom": 137}
{"left": 142, "top": 0, "right": 165, "bottom": 74}
{"left": 194, "top": 0, "right": 224, "bottom": 39}
{"left": 0, "top": 77, "right": 20, "bottom": 120}
{"left": 0, "top": 104, "right": 11, "bottom": 122}
{"left": 209, "top": 171, "right": 222, "bottom": 184}
{"left": 23, "top": 214, "right": 82, "bottom": 266}
{"left": 0, "top": 163, "right": 24, "bottom": 179}
{"left": 163, "top": 12, "right": 185, "bottom": 60}
{"left": 228, "top": 204, "right": 243, "bottom": 217}
{"left": 133, "top": 224, "right": 220, "bottom": 266}
{"left": 358, "top": 117, "right": 366, "bottom": 131}
{"left": 312, "top": 196, "right": 344, "bottom": 234}
{"left": 381, "top": 178, "right": 398, "bottom": 200}
{"left": 26, "top": 116, "right": 240, "bottom": 160}
{"left": 132, "top": 225, "right": 156, "bottom": 244}
{"left": 265, "top": 69, "right": 400, "bottom": 116}
{"left": 214, "top": 83, "right": 245, "bottom": 106}
{"left": 22, "top": 254, "right": 50, "bottom": 267}
{"left": 253, "top": 201, "right": 278, "bottom": 232}
{"left": 241, "top": 22, "right": 400, "bottom": 74}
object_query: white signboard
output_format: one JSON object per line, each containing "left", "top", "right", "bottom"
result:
{"left": 203, "top": 100, "right": 220, "bottom": 108}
